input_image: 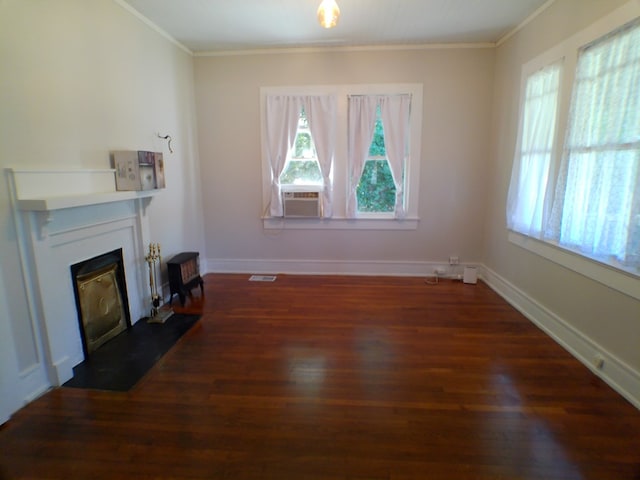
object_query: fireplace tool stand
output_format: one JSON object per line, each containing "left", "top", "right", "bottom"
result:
{"left": 146, "top": 243, "right": 174, "bottom": 324}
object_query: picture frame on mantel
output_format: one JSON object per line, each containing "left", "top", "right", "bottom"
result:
{"left": 112, "top": 151, "right": 166, "bottom": 191}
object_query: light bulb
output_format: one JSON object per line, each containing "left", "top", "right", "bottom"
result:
{"left": 317, "top": 0, "right": 340, "bottom": 29}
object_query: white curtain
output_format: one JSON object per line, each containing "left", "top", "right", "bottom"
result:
{"left": 546, "top": 20, "right": 640, "bottom": 266}
{"left": 265, "top": 95, "right": 302, "bottom": 217}
{"left": 347, "top": 95, "right": 379, "bottom": 217}
{"left": 303, "top": 96, "right": 336, "bottom": 217}
{"left": 379, "top": 95, "right": 411, "bottom": 218}
{"left": 506, "top": 62, "right": 562, "bottom": 237}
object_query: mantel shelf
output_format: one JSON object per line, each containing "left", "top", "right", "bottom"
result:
{"left": 17, "top": 189, "right": 159, "bottom": 212}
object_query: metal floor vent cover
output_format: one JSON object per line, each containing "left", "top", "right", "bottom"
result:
{"left": 249, "top": 275, "right": 277, "bottom": 282}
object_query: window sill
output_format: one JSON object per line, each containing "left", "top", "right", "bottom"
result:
{"left": 508, "top": 230, "right": 640, "bottom": 301}
{"left": 263, "top": 216, "right": 419, "bottom": 230}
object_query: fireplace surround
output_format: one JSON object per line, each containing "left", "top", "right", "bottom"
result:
{"left": 7, "top": 168, "right": 158, "bottom": 394}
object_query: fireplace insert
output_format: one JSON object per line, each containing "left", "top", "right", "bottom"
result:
{"left": 70, "top": 249, "right": 132, "bottom": 357}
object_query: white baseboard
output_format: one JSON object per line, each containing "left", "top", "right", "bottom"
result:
{"left": 204, "top": 257, "right": 478, "bottom": 277}
{"left": 52, "top": 355, "right": 74, "bottom": 386}
{"left": 482, "top": 266, "right": 640, "bottom": 410}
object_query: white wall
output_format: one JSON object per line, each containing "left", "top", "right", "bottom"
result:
{"left": 0, "top": 0, "right": 203, "bottom": 419}
{"left": 484, "top": 0, "right": 640, "bottom": 405}
{"left": 194, "top": 48, "right": 495, "bottom": 274}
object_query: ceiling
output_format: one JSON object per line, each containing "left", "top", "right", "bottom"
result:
{"left": 120, "top": 0, "right": 552, "bottom": 53}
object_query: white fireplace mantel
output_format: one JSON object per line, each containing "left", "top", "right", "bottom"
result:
{"left": 8, "top": 168, "right": 160, "bottom": 239}
{"left": 6, "top": 167, "right": 159, "bottom": 392}
{"left": 9, "top": 168, "right": 159, "bottom": 211}
{"left": 16, "top": 189, "right": 157, "bottom": 212}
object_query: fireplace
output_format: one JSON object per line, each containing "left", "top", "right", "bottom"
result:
{"left": 71, "top": 249, "right": 132, "bottom": 357}
{"left": 7, "top": 168, "right": 154, "bottom": 394}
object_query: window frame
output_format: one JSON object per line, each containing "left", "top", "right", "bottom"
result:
{"left": 351, "top": 99, "right": 405, "bottom": 219}
{"left": 260, "top": 84, "right": 423, "bottom": 230}
{"left": 507, "top": 1, "right": 640, "bottom": 299}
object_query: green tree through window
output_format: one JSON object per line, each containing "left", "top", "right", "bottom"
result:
{"left": 280, "top": 108, "right": 322, "bottom": 185}
{"left": 356, "top": 107, "right": 396, "bottom": 212}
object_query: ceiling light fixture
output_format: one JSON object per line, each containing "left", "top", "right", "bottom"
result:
{"left": 317, "top": 0, "right": 340, "bottom": 29}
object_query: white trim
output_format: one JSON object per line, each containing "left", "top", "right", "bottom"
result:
{"left": 205, "top": 258, "right": 478, "bottom": 278}
{"left": 52, "top": 356, "right": 73, "bottom": 387}
{"left": 112, "top": 0, "right": 193, "bottom": 55}
{"left": 16, "top": 190, "right": 158, "bottom": 212}
{"left": 482, "top": 265, "right": 640, "bottom": 410}
{"left": 195, "top": 42, "right": 495, "bottom": 58}
{"left": 9, "top": 168, "right": 116, "bottom": 174}
{"left": 7, "top": 167, "right": 160, "bottom": 212}
{"left": 263, "top": 217, "right": 419, "bottom": 230}
{"left": 6, "top": 169, "right": 54, "bottom": 397}
{"left": 509, "top": 232, "right": 640, "bottom": 301}
{"left": 496, "top": 0, "right": 557, "bottom": 47}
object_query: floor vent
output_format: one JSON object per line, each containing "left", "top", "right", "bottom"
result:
{"left": 249, "top": 275, "right": 277, "bottom": 282}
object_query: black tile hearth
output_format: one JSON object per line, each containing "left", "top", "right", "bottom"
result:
{"left": 63, "top": 313, "right": 200, "bottom": 392}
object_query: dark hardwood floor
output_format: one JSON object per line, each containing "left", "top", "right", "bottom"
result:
{"left": 1, "top": 274, "right": 639, "bottom": 479}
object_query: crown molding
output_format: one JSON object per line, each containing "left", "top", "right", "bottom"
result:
{"left": 496, "top": 0, "right": 557, "bottom": 47}
{"left": 112, "top": 0, "right": 193, "bottom": 55}
{"left": 195, "top": 42, "right": 495, "bottom": 58}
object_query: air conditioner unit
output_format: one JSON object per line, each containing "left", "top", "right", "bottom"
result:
{"left": 282, "top": 191, "right": 321, "bottom": 218}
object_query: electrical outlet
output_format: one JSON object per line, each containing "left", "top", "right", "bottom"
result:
{"left": 449, "top": 256, "right": 459, "bottom": 265}
{"left": 594, "top": 354, "right": 605, "bottom": 370}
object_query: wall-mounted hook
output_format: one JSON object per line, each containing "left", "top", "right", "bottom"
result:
{"left": 157, "top": 133, "right": 173, "bottom": 154}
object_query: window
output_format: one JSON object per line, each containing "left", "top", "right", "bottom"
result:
{"left": 348, "top": 94, "right": 412, "bottom": 219}
{"left": 547, "top": 19, "right": 640, "bottom": 267}
{"left": 261, "top": 84, "right": 422, "bottom": 229}
{"left": 507, "top": 61, "right": 562, "bottom": 237}
{"left": 508, "top": 13, "right": 640, "bottom": 284}
{"left": 279, "top": 108, "right": 323, "bottom": 186}
{"left": 263, "top": 94, "right": 336, "bottom": 217}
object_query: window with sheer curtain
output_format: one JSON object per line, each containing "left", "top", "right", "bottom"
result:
{"left": 508, "top": 17, "right": 640, "bottom": 273}
{"left": 547, "top": 19, "right": 640, "bottom": 268}
{"left": 264, "top": 94, "right": 336, "bottom": 218}
{"left": 507, "top": 61, "right": 562, "bottom": 237}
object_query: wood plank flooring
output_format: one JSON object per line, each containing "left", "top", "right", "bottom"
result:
{"left": 1, "top": 274, "right": 639, "bottom": 479}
